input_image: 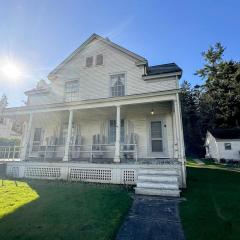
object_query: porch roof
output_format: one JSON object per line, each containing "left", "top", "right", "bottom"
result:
{"left": 3, "top": 89, "right": 179, "bottom": 116}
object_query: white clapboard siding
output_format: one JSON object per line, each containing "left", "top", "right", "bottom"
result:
{"left": 28, "top": 39, "right": 178, "bottom": 105}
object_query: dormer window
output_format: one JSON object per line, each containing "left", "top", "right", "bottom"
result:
{"left": 86, "top": 56, "right": 93, "bottom": 67}
{"left": 65, "top": 80, "right": 79, "bottom": 102}
{"left": 110, "top": 73, "right": 125, "bottom": 97}
{"left": 96, "top": 54, "right": 103, "bottom": 66}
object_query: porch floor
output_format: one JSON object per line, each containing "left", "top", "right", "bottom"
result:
{"left": 25, "top": 158, "right": 180, "bottom": 165}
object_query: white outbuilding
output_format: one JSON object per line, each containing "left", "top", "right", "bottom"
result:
{"left": 205, "top": 129, "right": 240, "bottom": 162}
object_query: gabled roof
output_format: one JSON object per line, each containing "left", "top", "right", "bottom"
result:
{"left": 209, "top": 128, "right": 240, "bottom": 140}
{"left": 48, "top": 33, "right": 147, "bottom": 79}
{"left": 146, "top": 63, "right": 182, "bottom": 76}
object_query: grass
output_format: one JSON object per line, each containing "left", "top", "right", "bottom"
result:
{"left": 180, "top": 160, "right": 240, "bottom": 240}
{"left": 0, "top": 179, "right": 132, "bottom": 240}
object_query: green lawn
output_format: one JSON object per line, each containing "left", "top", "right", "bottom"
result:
{"left": 0, "top": 180, "right": 132, "bottom": 240}
{"left": 180, "top": 161, "right": 240, "bottom": 240}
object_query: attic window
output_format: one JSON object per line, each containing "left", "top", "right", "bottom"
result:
{"left": 96, "top": 54, "right": 103, "bottom": 66}
{"left": 86, "top": 56, "right": 93, "bottom": 67}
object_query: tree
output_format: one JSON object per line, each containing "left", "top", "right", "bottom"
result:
{"left": 196, "top": 43, "right": 240, "bottom": 128}
{"left": 180, "top": 81, "right": 204, "bottom": 156}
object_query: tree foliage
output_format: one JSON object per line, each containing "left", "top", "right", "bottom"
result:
{"left": 181, "top": 43, "right": 240, "bottom": 156}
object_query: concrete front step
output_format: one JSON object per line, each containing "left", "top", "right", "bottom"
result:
{"left": 138, "top": 174, "right": 178, "bottom": 183}
{"left": 137, "top": 181, "right": 178, "bottom": 190}
{"left": 135, "top": 187, "right": 180, "bottom": 197}
{"left": 138, "top": 169, "right": 178, "bottom": 175}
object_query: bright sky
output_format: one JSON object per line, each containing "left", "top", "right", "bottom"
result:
{"left": 0, "top": 0, "right": 240, "bottom": 107}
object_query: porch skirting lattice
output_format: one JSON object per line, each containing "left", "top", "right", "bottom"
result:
{"left": 6, "top": 160, "right": 183, "bottom": 187}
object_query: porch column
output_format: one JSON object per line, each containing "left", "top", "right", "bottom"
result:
{"left": 63, "top": 110, "right": 73, "bottom": 162}
{"left": 174, "top": 94, "right": 186, "bottom": 187}
{"left": 114, "top": 105, "right": 121, "bottom": 163}
{"left": 20, "top": 112, "right": 33, "bottom": 160}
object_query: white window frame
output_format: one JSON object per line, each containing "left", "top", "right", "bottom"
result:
{"left": 110, "top": 73, "right": 126, "bottom": 97}
{"left": 64, "top": 80, "right": 79, "bottom": 102}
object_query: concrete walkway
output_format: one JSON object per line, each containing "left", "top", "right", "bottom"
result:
{"left": 116, "top": 196, "right": 185, "bottom": 240}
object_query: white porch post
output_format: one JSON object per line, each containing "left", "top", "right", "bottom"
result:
{"left": 20, "top": 112, "right": 33, "bottom": 160}
{"left": 114, "top": 105, "right": 121, "bottom": 163}
{"left": 63, "top": 110, "right": 73, "bottom": 162}
{"left": 174, "top": 94, "right": 186, "bottom": 187}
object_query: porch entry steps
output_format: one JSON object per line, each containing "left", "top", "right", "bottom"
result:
{"left": 135, "top": 169, "right": 180, "bottom": 197}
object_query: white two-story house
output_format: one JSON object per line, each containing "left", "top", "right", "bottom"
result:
{"left": 2, "top": 34, "right": 186, "bottom": 196}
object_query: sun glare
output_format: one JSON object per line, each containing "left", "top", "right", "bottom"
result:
{"left": 0, "top": 62, "right": 22, "bottom": 79}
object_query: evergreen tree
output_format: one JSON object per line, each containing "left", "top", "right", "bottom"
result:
{"left": 180, "top": 81, "right": 204, "bottom": 156}
{"left": 196, "top": 43, "right": 240, "bottom": 127}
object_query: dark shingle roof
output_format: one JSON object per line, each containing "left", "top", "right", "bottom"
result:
{"left": 146, "top": 63, "right": 182, "bottom": 76}
{"left": 210, "top": 129, "right": 240, "bottom": 140}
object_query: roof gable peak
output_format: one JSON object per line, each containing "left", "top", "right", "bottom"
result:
{"left": 48, "top": 33, "right": 147, "bottom": 79}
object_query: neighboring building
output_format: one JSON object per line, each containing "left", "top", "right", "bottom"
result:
{"left": 0, "top": 117, "right": 21, "bottom": 139}
{"left": 3, "top": 34, "right": 186, "bottom": 196}
{"left": 205, "top": 129, "right": 240, "bottom": 162}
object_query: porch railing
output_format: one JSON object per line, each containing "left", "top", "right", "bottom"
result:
{"left": 0, "top": 143, "right": 138, "bottom": 162}
{"left": 69, "top": 143, "right": 138, "bottom": 162}
{"left": 0, "top": 146, "right": 23, "bottom": 161}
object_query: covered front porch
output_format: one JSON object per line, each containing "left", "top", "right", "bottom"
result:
{"left": 3, "top": 91, "right": 186, "bottom": 190}
{"left": 22, "top": 101, "right": 179, "bottom": 163}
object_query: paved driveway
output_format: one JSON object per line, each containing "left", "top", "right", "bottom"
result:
{"left": 116, "top": 196, "right": 185, "bottom": 240}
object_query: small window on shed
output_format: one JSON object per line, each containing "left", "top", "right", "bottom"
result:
{"left": 86, "top": 56, "right": 93, "bottom": 67}
{"left": 224, "top": 143, "right": 231, "bottom": 150}
{"left": 96, "top": 54, "right": 103, "bottom": 66}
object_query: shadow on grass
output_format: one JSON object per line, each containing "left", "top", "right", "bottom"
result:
{"left": 0, "top": 179, "right": 133, "bottom": 240}
{"left": 180, "top": 164, "right": 240, "bottom": 240}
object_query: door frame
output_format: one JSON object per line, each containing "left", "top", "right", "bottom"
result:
{"left": 147, "top": 117, "right": 169, "bottom": 158}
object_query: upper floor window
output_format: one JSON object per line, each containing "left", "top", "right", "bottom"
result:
{"left": 86, "top": 56, "right": 93, "bottom": 67}
{"left": 96, "top": 54, "right": 103, "bottom": 66}
{"left": 65, "top": 80, "right": 79, "bottom": 102}
{"left": 110, "top": 73, "right": 125, "bottom": 97}
{"left": 224, "top": 143, "right": 231, "bottom": 150}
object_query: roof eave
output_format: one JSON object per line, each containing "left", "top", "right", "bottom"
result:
{"left": 142, "top": 71, "right": 182, "bottom": 81}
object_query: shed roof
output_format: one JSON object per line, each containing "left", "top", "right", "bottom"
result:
{"left": 210, "top": 128, "right": 240, "bottom": 140}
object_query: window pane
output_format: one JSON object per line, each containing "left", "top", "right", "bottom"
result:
{"left": 65, "top": 80, "right": 79, "bottom": 102}
{"left": 152, "top": 140, "right": 163, "bottom": 152}
{"left": 33, "top": 128, "right": 42, "bottom": 141}
{"left": 96, "top": 54, "right": 103, "bottom": 65}
{"left": 108, "top": 119, "right": 124, "bottom": 143}
{"left": 110, "top": 74, "right": 125, "bottom": 97}
{"left": 86, "top": 56, "right": 93, "bottom": 67}
{"left": 224, "top": 143, "right": 231, "bottom": 150}
{"left": 151, "top": 121, "right": 162, "bottom": 138}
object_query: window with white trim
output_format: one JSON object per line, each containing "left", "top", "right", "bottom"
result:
{"left": 108, "top": 119, "right": 125, "bottom": 144}
{"left": 96, "top": 54, "right": 103, "bottom": 66}
{"left": 86, "top": 56, "right": 93, "bottom": 67}
{"left": 65, "top": 80, "right": 79, "bottom": 102}
{"left": 110, "top": 73, "right": 125, "bottom": 97}
{"left": 224, "top": 143, "right": 231, "bottom": 150}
